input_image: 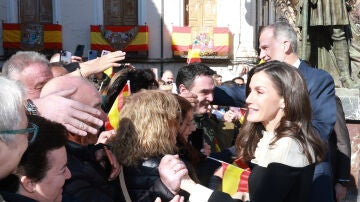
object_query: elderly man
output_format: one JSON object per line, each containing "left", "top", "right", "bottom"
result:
{"left": 2, "top": 50, "right": 125, "bottom": 137}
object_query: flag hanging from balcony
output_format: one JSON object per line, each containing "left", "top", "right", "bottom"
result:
{"left": 171, "top": 26, "right": 230, "bottom": 59}
{"left": 2, "top": 23, "right": 62, "bottom": 50}
{"left": 90, "top": 25, "right": 148, "bottom": 52}
{"left": 105, "top": 80, "right": 131, "bottom": 131}
{"left": 172, "top": 26, "right": 192, "bottom": 55}
{"left": 213, "top": 27, "right": 230, "bottom": 57}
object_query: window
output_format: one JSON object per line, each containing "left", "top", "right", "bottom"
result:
{"left": 103, "top": 0, "right": 138, "bottom": 26}
{"left": 19, "top": 0, "right": 53, "bottom": 24}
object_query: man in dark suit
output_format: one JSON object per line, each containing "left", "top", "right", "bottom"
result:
{"left": 258, "top": 21, "right": 337, "bottom": 202}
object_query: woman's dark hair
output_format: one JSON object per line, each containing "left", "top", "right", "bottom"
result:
{"left": 235, "top": 61, "right": 325, "bottom": 163}
{"left": 103, "top": 68, "right": 159, "bottom": 113}
{"left": 174, "top": 94, "right": 203, "bottom": 182}
{"left": 16, "top": 115, "right": 68, "bottom": 182}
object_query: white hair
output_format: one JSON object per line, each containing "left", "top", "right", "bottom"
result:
{"left": 0, "top": 76, "right": 26, "bottom": 143}
{"left": 2, "top": 51, "right": 49, "bottom": 79}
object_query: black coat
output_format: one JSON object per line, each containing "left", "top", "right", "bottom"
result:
{"left": 62, "top": 141, "right": 124, "bottom": 202}
{"left": 0, "top": 191, "right": 37, "bottom": 202}
{"left": 123, "top": 157, "right": 175, "bottom": 202}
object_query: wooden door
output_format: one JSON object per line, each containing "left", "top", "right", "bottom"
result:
{"left": 103, "top": 0, "right": 138, "bottom": 26}
{"left": 20, "top": 0, "right": 53, "bottom": 24}
{"left": 185, "top": 0, "right": 217, "bottom": 35}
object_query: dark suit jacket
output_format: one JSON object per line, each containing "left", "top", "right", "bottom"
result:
{"left": 329, "top": 96, "right": 351, "bottom": 184}
{"left": 298, "top": 61, "right": 336, "bottom": 141}
{"left": 213, "top": 60, "right": 336, "bottom": 141}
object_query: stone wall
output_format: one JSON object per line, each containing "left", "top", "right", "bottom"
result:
{"left": 337, "top": 88, "right": 360, "bottom": 201}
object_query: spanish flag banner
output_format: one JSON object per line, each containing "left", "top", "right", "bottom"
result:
{"left": 90, "top": 25, "right": 148, "bottom": 52}
{"left": 172, "top": 26, "right": 192, "bottom": 54}
{"left": 213, "top": 27, "right": 230, "bottom": 57}
{"left": 171, "top": 26, "right": 230, "bottom": 59}
{"left": 43, "top": 24, "right": 62, "bottom": 49}
{"left": 2, "top": 23, "right": 62, "bottom": 50}
{"left": 105, "top": 80, "right": 131, "bottom": 131}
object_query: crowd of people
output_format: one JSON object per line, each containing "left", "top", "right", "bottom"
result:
{"left": 0, "top": 20, "right": 351, "bottom": 202}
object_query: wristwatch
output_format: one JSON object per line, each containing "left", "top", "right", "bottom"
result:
{"left": 337, "top": 179, "right": 350, "bottom": 187}
{"left": 25, "top": 99, "right": 38, "bottom": 115}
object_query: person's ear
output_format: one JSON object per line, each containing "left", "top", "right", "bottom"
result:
{"left": 280, "top": 98, "right": 285, "bottom": 110}
{"left": 283, "top": 41, "right": 291, "bottom": 53}
{"left": 178, "top": 84, "right": 189, "bottom": 94}
{"left": 20, "top": 176, "right": 36, "bottom": 193}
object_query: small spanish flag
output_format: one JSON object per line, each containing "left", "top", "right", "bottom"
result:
{"left": 104, "top": 67, "right": 113, "bottom": 78}
{"left": 222, "top": 160, "right": 251, "bottom": 195}
{"left": 208, "top": 157, "right": 251, "bottom": 195}
{"left": 187, "top": 43, "right": 201, "bottom": 64}
{"left": 105, "top": 80, "right": 131, "bottom": 130}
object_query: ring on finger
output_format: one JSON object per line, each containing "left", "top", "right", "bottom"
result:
{"left": 80, "top": 123, "right": 85, "bottom": 130}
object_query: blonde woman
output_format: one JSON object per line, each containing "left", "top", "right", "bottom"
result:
{"left": 108, "top": 90, "right": 181, "bottom": 202}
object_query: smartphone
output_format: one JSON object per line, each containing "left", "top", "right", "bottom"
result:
{"left": 60, "top": 50, "right": 72, "bottom": 64}
{"left": 74, "top": 45, "right": 85, "bottom": 57}
{"left": 87, "top": 50, "right": 98, "bottom": 61}
{"left": 101, "top": 50, "right": 111, "bottom": 56}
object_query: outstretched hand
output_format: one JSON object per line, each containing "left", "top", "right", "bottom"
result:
{"left": 35, "top": 88, "right": 103, "bottom": 136}
{"left": 97, "top": 130, "right": 116, "bottom": 144}
{"left": 79, "top": 51, "right": 126, "bottom": 77}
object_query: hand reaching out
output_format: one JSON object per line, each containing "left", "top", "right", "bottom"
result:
{"left": 35, "top": 88, "right": 103, "bottom": 136}
{"left": 79, "top": 51, "right": 126, "bottom": 77}
{"left": 97, "top": 130, "right": 116, "bottom": 144}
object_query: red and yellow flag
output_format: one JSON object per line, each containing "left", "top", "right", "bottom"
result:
{"left": 221, "top": 158, "right": 251, "bottom": 195}
{"left": 105, "top": 80, "right": 131, "bottom": 130}
{"left": 186, "top": 47, "right": 201, "bottom": 64}
{"left": 90, "top": 25, "right": 148, "bottom": 52}
{"left": 2, "top": 23, "right": 62, "bottom": 50}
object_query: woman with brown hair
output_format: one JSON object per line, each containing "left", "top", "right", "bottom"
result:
{"left": 108, "top": 90, "right": 181, "bottom": 202}
{"left": 235, "top": 60, "right": 326, "bottom": 201}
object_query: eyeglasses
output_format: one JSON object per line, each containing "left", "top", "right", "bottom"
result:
{"left": 0, "top": 122, "right": 39, "bottom": 143}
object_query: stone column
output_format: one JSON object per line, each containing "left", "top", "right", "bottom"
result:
{"left": 235, "top": 0, "right": 257, "bottom": 61}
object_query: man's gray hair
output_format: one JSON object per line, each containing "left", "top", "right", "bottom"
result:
{"left": 0, "top": 76, "right": 25, "bottom": 144}
{"left": 272, "top": 21, "right": 298, "bottom": 54}
{"left": 2, "top": 51, "right": 49, "bottom": 79}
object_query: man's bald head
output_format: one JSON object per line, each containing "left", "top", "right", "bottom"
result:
{"left": 41, "top": 76, "right": 99, "bottom": 105}
{"left": 40, "top": 76, "right": 105, "bottom": 144}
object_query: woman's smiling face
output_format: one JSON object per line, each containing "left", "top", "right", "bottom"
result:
{"left": 246, "top": 71, "right": 284, "bottom": 132}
